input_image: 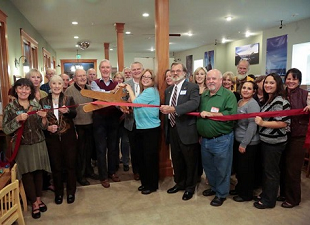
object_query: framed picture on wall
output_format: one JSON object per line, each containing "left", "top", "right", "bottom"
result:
{"left": 186, "top": 55, "right": 193, "bottom": 76}
{"left": 266, "top": 35, "right": 287, "bottom": 75}
{"left": 204, "top": 50, "right": 214, "bottom": 71}
{"left": 60, "top": 59, "right": 97, "bottom": 78}
{"left": 235, "top": 43, "right": 259, "bottom": 65}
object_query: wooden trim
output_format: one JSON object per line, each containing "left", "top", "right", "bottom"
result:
{"left": 20, "top": 29, "right": 38, "bottom": 47}
{"left": 60, "top": 59, "right": 97, "bottom": 74}
{"left": 0, "top": 9, "right": 10, "bottom": 112}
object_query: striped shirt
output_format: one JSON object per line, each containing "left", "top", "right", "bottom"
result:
{"left": 259, "top": 96, "right": 290, "bottom": 144}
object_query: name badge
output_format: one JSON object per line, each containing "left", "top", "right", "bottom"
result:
{"left": 43, "top": 105, "right": 51, "bottom": 109}
{"left": 211, "top": 107, "right": 219, "bottom": 113}
{"left": 180, "top": 90, "right": 187, "bottom": 95}
{"left": 16, "top": 110, "right": 24, "bottom": 115}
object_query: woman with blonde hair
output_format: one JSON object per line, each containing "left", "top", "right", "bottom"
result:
{"left": 25, "top": 68, "right": 48, "bottom": 101}
{"left": 193, "top": 67, "right": 207, "bottom": 94}
{"left": 223, "top": 71, "right": 240, "bottom": 101}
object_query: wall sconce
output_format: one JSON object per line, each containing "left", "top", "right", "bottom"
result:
{"left": 15, "top": 56, "right": 30, "bottom": 73}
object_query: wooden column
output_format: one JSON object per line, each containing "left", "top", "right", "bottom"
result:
{"left": 114, "top": 23, "right": 125, "bottom": 72}
{"left": 155, "top": 0, "right": 173, "bottom": 178}
{"left": 104, "top": 43, "right": 110, "bottom": 60}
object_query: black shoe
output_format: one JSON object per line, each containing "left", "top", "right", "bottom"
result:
{"left": 67, "top": 194, "right": 75, "bottom": 204}
{"left": 210, "top": 196, "right": 226, "bottom": 207}
{"left": 78, "top": 178, "right": 90, "bottom": 186}
{"left": 138, "top": 185, "right": 145, "bottom": 191}
{"left": 281, "top": 201, "right": 298, "bottom": 208}
{"left": 141, "top": 189, "right": 156, "bottom": 195}
{"left": 167, "top": 186, "right": 184, "bottom": 194}
{"left": 202, "top": 189, "right": 216, "bottom": 197}
{"left": 32, "top": 206, "right": 41, "bottom": 219}
{"left": 182, "top": 191, "right": 193, "bottom": 201}
{"left": 55, "top": 195, "right": 63, "bottom": 205}
{"left": 123, "top": 165, "right": 129, "bottom": 172}
{"left": 39, "top": 201, "right": 47, "bottom": 212}
{"left": 87, "top": 173, "right": 100, "bottom": 180}
{"left": 229, "top": 190, "right": 238, "bottom": 195}
{"left": 233, "top": 195, "right": 250, "bottom": 202}
{"left": 253, "top": 201, "right": 274, "bottom": 209}
{"left": 276, "top": 196, "right": 286, "bottom": 202}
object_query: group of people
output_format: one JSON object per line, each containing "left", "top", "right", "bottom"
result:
{"left": 2, "top": 58, "right": 309, "bottom": 220}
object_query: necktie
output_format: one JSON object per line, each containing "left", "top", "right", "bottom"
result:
{"left": 170, "top": 86, "right": 178, "bottom": 127}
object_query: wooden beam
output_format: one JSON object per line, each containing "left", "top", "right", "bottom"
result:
{"left": 155, "top": 0, "right": 173, "bottom": 178}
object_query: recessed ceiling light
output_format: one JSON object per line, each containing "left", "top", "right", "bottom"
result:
{"left": 125, "top": 31, "right": 131, "bottom": 35}
{"left": 75, "top": 44, "right": 79, "bottom": 47}
{"left": 72, "top": 21, "right": 78, "bottom": 25}
{"left": 222, "top": 38, "right": 227, "bottom": 43}
{"left": 74, "top": 36, "right": 79, "bottom": 39}
{"left": 225, "top": 16, "right": 232, "bottom": 21}
{"left": 245, "top": 31, "right": 251, "bottom": 37}
{"left": 184, "top": 32, "right": 193, "bottom": 37}
{"left": 110, "top": 48, "right": 113, "bottom": 51}
{"left": 142, "top": 13, "right": 149, "bottom": 17}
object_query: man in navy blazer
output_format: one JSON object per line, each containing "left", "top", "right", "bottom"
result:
{"left": 160, "top": 62, "right": 200, "bottom": 201}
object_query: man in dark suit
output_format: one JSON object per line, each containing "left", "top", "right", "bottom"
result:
{"left": 160, "top": 62, "right": 200, "bottom": 201}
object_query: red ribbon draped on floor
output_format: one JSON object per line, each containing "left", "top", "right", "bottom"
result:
{"left": 8, "top": 101, "right": 310, "bottom": 164}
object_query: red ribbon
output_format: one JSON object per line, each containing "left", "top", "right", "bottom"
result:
{"left": 9, "top": 102, "right": 310, "bottom": 163}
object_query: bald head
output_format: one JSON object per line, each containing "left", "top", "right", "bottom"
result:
{"left": 206, "top": 69, "right": 223, "bottom": 94}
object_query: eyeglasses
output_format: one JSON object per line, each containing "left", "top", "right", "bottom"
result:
{"left": 141, "top": 75, "right": 152, "bottom": 80}
{"left": 171, "top": 70, "right": 183, "bottom": 74}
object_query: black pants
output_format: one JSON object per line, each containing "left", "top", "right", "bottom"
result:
{"left": 234, "top": 140, "right": 259, "bottom": 200}
{"left": 136, "top": 126, "right": 160, "bottom": 190}
{"left": 169, "top": 126, "right": 198, "bottom": 193}
{"left": 260, "top": 141, "right": 286, "bottom": 207}
{"left": 127, "top": 124, "right": 140, "bottom": 174}
{"left": 22, "top": 170, "right": 43, "bottom": 204}
{"left": 93, "top": 113, "right": 119, "bottom": 180}
{"left": 75, "top": 124, "right": 95, "bottom": 181}
{"left": 46, "top": 132, "right": 77, "bottom": 196}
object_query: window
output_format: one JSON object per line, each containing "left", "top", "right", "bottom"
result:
{"left": 20, "top": 28, "right": 38, "bottom": 70}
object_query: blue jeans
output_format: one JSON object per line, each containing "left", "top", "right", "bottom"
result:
{"left": 201, "top": 132, "right": 234, "bottom": 198}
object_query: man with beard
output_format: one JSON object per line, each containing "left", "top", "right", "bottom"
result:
{"left": 197, "top": 69, "right": 237, "bottom": 207}
{"left": 235, "top": 59, "right": 253, "bottom": 92}
{"left": 160, "top": 62, "right": 200, "bottom": 201}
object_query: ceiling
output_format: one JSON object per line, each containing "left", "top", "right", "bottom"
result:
{"left": 10, "top": 0, "right": 310, "bottom": 55}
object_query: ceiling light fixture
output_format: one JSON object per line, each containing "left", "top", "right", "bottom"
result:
{"left": 225, "top": 16, "right": 232, "bottom": 21}
{"left": 222, "top": 38, "right": 227, "bottom": 43}
{"left": 110, "top": 48, "right": 113, "bottom": 51}
{"left": 72, "top": 21, "right": 78, "bottom": 25}
{"left": 150, "top": 47, "right": 155, "bottom": 52}
{"left": 74, "top": 36, "right": 79, "bottom": 39}
{"left": 77, "top": 41, "right": 90, "bottom": 50}
{"left": 125, "top": 31, "right": 131, "bottom": 35}
{"left": 142, "top": 13, "right": 149, "bottom": 17}
{"left": 245, "top": 31, "right": 251, "bottom": 37}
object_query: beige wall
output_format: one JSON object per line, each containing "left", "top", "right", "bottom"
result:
{"left": 174, "top": 17, "right": 310, "bottom": 76}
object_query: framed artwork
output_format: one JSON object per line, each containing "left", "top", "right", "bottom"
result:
{"left": 204, "top": 50, "right": 214, "bottom": 71}
{"left": 266, "top": 35, "right": 287, "bottom": 75}
{"left": 186, "top": 55, "right": 193, "bottom": 76}
{"left": 235, "top": 43, "right": 259, "bottom": 65}
{"left": 60, "top": 59, "right": 97, "bottom": 78}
